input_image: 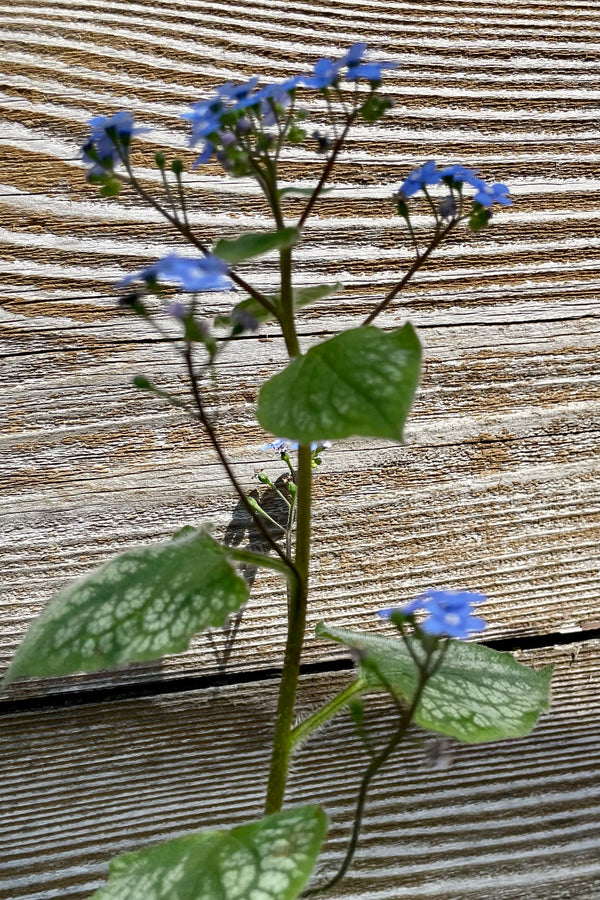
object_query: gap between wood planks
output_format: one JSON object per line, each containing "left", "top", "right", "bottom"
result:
{"left": 1, "top": 627, "right": 598, "bottom": 716}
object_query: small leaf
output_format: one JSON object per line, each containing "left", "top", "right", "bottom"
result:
{"left": 90, "top": 805, "right": 328, "bottom": 900}
{"left": 316, "top": 623, "right": 552, "bottom": 743}
{"left": 257, "top": 324, "right": 421, "bottom": 444}
{"left": 3, "top": 528, "right": 249, "bottom": 685}
{"left": 225, "top": 283, "right": 343, "bottom": 328}
{"left": 214, "top": 228, "right": 300, "bottom": 264}
{"left": 277, "top": 186, "right": 332, "bottom": 200}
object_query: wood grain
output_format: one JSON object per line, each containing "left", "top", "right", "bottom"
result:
{"left": 1, "top": 642, "right": 598, "bottom": 899}
{"left": 1, "top": 0, "right": 599, "bottom": 697}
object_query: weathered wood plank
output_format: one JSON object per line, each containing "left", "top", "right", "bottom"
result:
{"left": 1, "top": 0, "right": 599, "bottom": 696}
{"left": 1, "top": 641, "right": 598, "bottom": 899}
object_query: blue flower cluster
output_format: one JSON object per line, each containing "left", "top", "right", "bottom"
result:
{"left": 81, "top": 111, "right": 146, "bottom": 179}
{"left": 183, "top": 43, "right": 397, "bottom": 167}
{"left": 120, "top": 254, "right": 232, "bottom": 293}
{"left": 80, "top": 46, "right": 397, "bottom": 178}
{"left": 398, "top": 161, "right": 512, "bottom": 207}
{"left": 378, "top": 589, "right": 487, "bottom": 639}
{"left": 302, "top": 42, "right": 397, "bottom": 89}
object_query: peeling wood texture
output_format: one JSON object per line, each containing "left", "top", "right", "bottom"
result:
{"left": 2, "top": 644, "right": 599, "bottom": 899}
{"left": 0, "top": 0, "right": 599, "bottom": 896}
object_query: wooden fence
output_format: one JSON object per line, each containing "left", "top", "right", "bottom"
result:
{"left": 1, "top": 0, "right": 599, "bottom": 897}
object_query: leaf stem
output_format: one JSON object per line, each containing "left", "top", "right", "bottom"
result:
{"left": 226, "top": 546, "right": 291, "bottom": 577}
{"left": 290, "top": 677, "right": 367, "bottom": 752}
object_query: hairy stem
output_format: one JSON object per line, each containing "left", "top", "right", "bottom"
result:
{"left": 290, "top": 677, "right": 367, "bottom": 752}
{"left": 120, "top": 163, "right": 278, "bottom": 318}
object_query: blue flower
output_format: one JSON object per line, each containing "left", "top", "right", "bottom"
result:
{"left": 234, "top": 77, "right": 302, "bottom": 125}
{"left": 343, "top": 42, "right": 368, "bottom": 67}
{"left": 438, "top": 166, "right": 512, "bottom": 207}
{"left": 472, "top": 181, "right": 512, "bottom": 207}
{"left": 344, "top": 42, "right": 397, "bottom": 82}
{"left": 301, "top": 57, "right": 342, "bottom": 89}
{"left": 438, "top": 164, "right": 481, "bottom": 187}
{"left": 378, "top": 589, "right": 487, "bottom": 639}
{"left": 81, "top": 111, "right": 146, "bottom": 179}
{"left": 346, "top": 61, "right": 397, "bottom": 81}
{"left": 215, "top": 77, "right": 260, "bottom": 101}
{"left": 398, "top": 160, "right": 441, "bottom": 198}
{"left": 181, "top": 100, "right": 224, "bottom": 166}
{"left": 120, "top": 254, "right": 233, "bottom": 292}
{"left": 262, "top": 439, "right": 331, "bottom": 453}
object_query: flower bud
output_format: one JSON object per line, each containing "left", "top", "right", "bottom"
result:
{"left": 438, "top": 195, "right": 457, "bottom": 219}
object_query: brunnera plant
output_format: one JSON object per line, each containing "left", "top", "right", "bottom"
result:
{"left": 3, "top": 44, "right": 551, "bottom": 900}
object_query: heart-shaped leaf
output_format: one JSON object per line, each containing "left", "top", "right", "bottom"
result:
{"left": 3, "top": 528, "right": 249, "bottom": 685}
{"left": 317, "top": 623, "right": 552, "bottom": 743}
{"left": 90, "top": 805, "right": 328, "bottom": 900}
{"left": 214, "top": 228, "right": 299, "bottom": 264}
{"left": 257, "top": 324, "right": 421, "bottom": 444}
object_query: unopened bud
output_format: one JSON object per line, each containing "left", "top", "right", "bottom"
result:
{"left": 438, "top": 195, "right": 457, "bottom": 219}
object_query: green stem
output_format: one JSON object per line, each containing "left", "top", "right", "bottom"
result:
{"left": 264, "top": 442, "right": 312, "bottom": 814}
{"left": 290, "top": 677, "right": 366, "bottom": 752}
{"left": 303, "top": 644, "right": 445, "bottom": 897}
{"left": 278, "top": 247, "right": 299, "bottom": 357}
{"left": 226, "top": 546, "right": 291, "bottom": 578}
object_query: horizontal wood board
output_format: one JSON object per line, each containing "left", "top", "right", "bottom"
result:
{"left": 1, "top": 0, "right": 600, "bottom": 698}
{"left": 1, "top": 641, "right": 598, "bottom": 899}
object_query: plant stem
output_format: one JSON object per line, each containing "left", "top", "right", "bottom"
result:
{"left": 264, "top": 442, "right": 312, "bottom": 814}
{"left": 297, "top": 113, "right": 356, "bottom": 231}
{"left": 120, "top": 163, "right": 278, "bottom": 319}
{"left": 183, "top": 343, "right": 298, "bottom": 579}
{"left": 226, "top": 546, "right": 291, "bottom": 577}
{"left": 362, "top": 218, "right": 458, "bottom": 326}
{"left": 304, "top": 644, "right": 447, "bottom": 897}
{"left": 278, "top": 247, "right": 299, "bottom": 357}
{"left": 290, "top": 678, "right": 366, "bottom": 752}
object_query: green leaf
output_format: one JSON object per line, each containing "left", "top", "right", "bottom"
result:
{"left": 214, "top": 228, "right": 300, "bottom": 264}
{"left": 226, "top": 282, "right": 343, "bottom": 328}
{"left": 90, "top": 806, "right": 328, "bottom": 900}
{"left": 316, "top": 623, "right": 553, "bottom": 743}
{"left": 3, "top": 528, "right": 249, "bottom": 685}
{"left": 257, "top": 323, "right": 421, "bottom": 444}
